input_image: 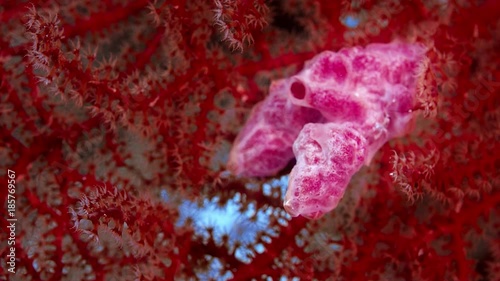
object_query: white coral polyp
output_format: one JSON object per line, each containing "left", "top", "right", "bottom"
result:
{"left": 228, "top": 41, "right": 427, "bottom": 219}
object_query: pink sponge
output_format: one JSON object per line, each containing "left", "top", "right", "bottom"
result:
{"left": 284, "top": 123, "right": 367, "bottom": 219}
{"left": 227, "top": 80, "right": 323, "bottom": 177}
{"left": 228, "top": 41, "right": 427, "bottom": 219}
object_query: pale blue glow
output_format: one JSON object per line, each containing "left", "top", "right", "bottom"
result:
{"left": 166, "top": 175, "right": 291, "bottom": 279}
{"left": 343, "top": 15, "right": 360, "bottom": 28}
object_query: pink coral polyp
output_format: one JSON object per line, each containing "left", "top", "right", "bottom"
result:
{"left": 228, "top": 41, "right": 427, "bottom": 219}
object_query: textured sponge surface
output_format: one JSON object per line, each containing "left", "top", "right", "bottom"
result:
{"left": 228, "top": 42, "right": 426, "bottom": 219}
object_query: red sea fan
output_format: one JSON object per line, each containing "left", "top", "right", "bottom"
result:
{"left": 0, "top": 0, "right": 499, "bottom": 280}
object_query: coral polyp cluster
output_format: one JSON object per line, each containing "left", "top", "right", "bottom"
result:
{"left": 229, "top": 42, "right": 427, "bottom": 219}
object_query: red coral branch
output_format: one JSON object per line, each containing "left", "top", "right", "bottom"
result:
{"left": 62, "top": 0, "right": 150, "bottom": 39}
{"left": 0, "top": 0, "right": 498, "bottom": 280}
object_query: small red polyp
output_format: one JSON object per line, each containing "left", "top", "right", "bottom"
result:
{"left": 228, "top": 41, "right": 427, "bottom": 219}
